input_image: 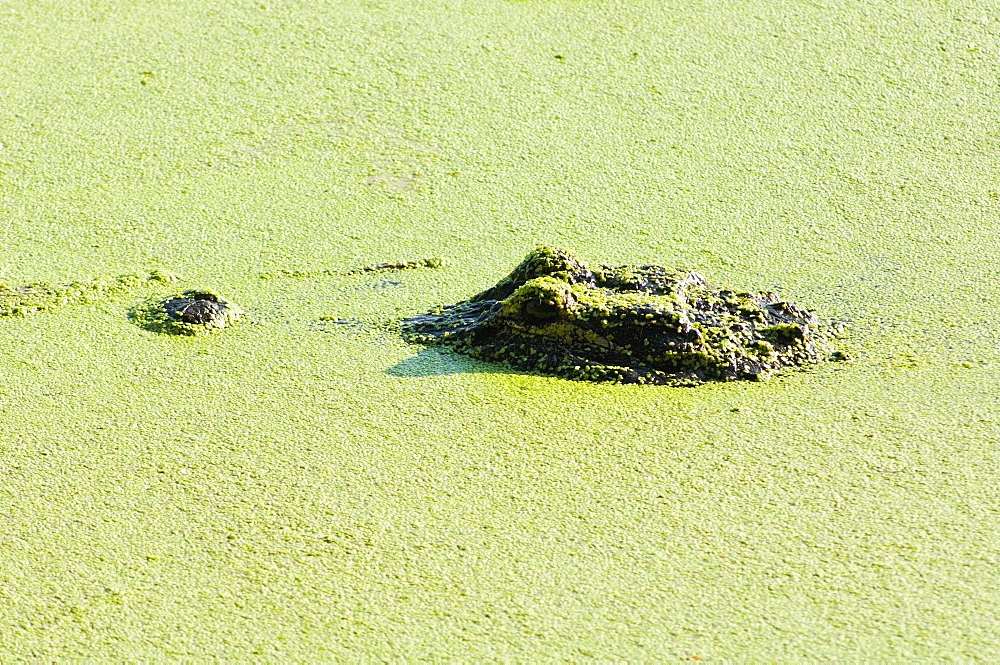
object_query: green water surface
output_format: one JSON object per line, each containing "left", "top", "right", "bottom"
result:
{"left": 1, "top": 0, "right": 998, "bottom": 659}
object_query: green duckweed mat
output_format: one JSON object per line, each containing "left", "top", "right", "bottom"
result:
{"left": 1, "top": 0, "right": 998, "bottom": 659}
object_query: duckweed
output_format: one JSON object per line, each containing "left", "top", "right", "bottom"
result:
{"left": 0, "top": 271, "right": 178, "bottom": 318}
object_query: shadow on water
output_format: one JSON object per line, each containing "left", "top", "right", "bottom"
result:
{"left": 386, "top": 347, "right": 523, "bottom": 379}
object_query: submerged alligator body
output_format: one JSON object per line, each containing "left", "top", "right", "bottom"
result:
{"left": 402, "top": 247, "right": 841, "bottom": 386}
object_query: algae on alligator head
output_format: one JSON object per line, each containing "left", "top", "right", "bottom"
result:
{"left": 402, "top": 247, "right": 845, "bottom": 386}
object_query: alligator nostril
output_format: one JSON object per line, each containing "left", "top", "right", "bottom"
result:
{"left": 130, "top": 289, "right": 243, "bottom": 335}
{"left": 176, "top": 299, "right": 225, "bottom": 324}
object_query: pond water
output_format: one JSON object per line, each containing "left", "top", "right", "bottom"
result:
{"left": 1, "top": 0, "right": 998, "bottom": 659}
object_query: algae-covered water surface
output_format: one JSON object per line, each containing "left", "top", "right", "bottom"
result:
{"left": 2, "top": 0, "right": 999, "bottom": 659}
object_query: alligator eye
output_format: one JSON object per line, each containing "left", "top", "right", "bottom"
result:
{"left": 522, "top": 296, "right": 563, "bottom": 324}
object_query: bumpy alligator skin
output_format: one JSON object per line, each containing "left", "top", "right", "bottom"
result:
{"left": 402, "top": 247, "right": 838, "bottom": 385}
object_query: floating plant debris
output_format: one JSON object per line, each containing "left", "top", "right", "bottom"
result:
{"left": 259, "top": 257, "right": 443, "bottom": 280}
